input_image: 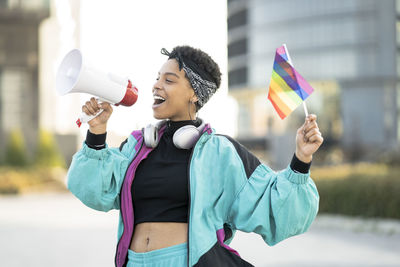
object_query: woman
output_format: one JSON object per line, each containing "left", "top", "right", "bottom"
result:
{"left": 67, "top": 45, "right": 323, "bottom": 267}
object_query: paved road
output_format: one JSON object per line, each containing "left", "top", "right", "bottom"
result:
{"left": 0, "top": 193, "right": 399, "bottom": 267}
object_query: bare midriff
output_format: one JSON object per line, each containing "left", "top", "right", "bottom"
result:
{"left": 129, "top": 222, "right": 188, "bottom": 252}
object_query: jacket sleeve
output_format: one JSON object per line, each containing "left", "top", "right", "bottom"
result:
{"left": 223, "top": 137, "right": 319, "bottom": 246}
{"left": 66, "top": 134, "right": 138, "bottom": 212}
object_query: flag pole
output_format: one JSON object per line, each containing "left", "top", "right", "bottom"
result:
{"left": 282, "top": 43, "right": 309, "bottom": 117}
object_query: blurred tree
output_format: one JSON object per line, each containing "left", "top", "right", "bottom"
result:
{"left": 34, "top": 130, "right": 65, "bottom": 168}
{"left": 4, "top": 129, "right": 28, "bottom": 167}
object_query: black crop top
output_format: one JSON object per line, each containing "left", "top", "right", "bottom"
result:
{"left": 131, "top": 119, "right": 202, "bottom": 225}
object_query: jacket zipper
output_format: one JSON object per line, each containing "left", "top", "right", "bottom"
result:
{"left": 187, "top": 145, "right": 195, "bottom": 267}
{"left": 114, "top": 129, "right": 145, "bottom": 267}
{"left": 187, "top": 125, "right": 209, "bottom": 267}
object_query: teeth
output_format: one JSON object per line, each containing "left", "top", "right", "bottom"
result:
{"left": 154, "top": 95, "right": 165, "bottom": 101}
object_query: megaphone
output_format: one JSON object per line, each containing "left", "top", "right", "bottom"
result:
{"left": 55, "top": 49, "right": 138, "bottom": 127}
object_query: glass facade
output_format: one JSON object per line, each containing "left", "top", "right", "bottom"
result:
{"left": 248, "top": 0, "right": 381, "bottom": 86}
{"left": 0, "top": 68, "right": 26, "bottom": 131}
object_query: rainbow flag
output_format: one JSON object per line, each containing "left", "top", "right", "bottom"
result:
{"left": 267, "top": 45, "right": 314, "bottom": 119}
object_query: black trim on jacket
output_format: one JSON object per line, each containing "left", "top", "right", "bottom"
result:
{"left": 223, "top": 223, "right": 233, "bottom": 242}
{"left": 216, "top": 135, "right": 261, "bottom": 179}
{"left": 194, "top": 241, "right": 254, "bottom": 266}
{"left": 119, "top": 138, "right": 128, "bottom": 152}
{"left": 217, "top": 134, "right": 311, "bottom": 176}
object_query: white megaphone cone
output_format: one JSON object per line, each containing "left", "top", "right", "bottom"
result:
{"left": 55, "top": 49, "right": 138, "bottom": 127}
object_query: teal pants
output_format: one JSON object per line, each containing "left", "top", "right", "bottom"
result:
{"left": 127, "top": 242, "right": 187, "bottom": 267}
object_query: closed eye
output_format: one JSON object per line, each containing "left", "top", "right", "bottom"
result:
{"left": 155, "top": 77, "right": 173, "bottom": 83}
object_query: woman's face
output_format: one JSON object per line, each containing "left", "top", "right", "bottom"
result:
{"left": 152, "top": 59, "right": 197, "bottom": 121}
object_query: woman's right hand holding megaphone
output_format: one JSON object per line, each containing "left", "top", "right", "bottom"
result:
{"left": 56, "top": 49, "right": 138, "bottom": 128}
{"left": 82, "top": 97, "right": 113, "bottom": 134}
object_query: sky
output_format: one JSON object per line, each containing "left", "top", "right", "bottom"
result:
{"left": 74, "top": 0, "right": 237, "bottom": 138}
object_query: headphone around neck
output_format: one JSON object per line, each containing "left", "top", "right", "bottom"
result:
{"left": 144, "top": 118, "right": 206, "bottom": 149}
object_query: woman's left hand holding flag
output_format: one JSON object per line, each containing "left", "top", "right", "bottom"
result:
{"left": 295, "top": 114, "right": 324, "bottom": 163}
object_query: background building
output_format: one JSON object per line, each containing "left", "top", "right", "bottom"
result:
{"left": 0, "top": 0, "right": 50, "bottom": 160}
{"left": 228, "top": 0, "right": 399, "bottom": 168}
{"left": 0, "top": 0, "right": 82, "bottom": 166}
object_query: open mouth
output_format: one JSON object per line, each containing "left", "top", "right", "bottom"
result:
{"left": 153, "top": 95, "right": 166, "bottom": 106}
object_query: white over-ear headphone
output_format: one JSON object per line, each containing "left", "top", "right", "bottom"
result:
{"left": 144, "top": 119, "right": 206, "bottom": 149}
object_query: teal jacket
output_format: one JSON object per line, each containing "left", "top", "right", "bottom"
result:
{"left": 67, "top": 122, "right": 319, "bottom": 267}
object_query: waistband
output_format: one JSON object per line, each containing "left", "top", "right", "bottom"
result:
{"left": 128, "top": 242, "right": 187, "bottom": 262}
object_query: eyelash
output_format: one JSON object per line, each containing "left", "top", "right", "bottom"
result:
{"left": 156, "top": 77, "right": 173, "bottom": 83}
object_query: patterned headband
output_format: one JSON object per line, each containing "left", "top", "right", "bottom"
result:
{"left": 161, "top": 48, "right": 218, "bottom": 109}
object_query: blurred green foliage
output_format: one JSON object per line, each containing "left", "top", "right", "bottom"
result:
{"left": 0, "top": 166, "right": 67, "bottom": 194}
{"left": 2, "top": 129, "right": 66, "bottom": 168}
{"left": 312, "top": 163, "right": 400, "bottom": 219}
{"left": 34, "top": 130, "right": 65, "bottom": 168}
{"left": 4, "top": 129, "right": 28, "bottom": 167}
{"left": 0, "top": 129, "right": 67, "bottom": 194}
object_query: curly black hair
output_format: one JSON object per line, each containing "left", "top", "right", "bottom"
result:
{"left": 166, "top": 45, "right": 222, "bottom": 89}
